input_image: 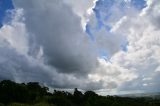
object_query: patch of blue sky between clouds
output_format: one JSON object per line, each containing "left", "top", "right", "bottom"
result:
{"left": 93, "top": 0, "right": 115, "bottom": 30}
{"left": 85, "top": 0, "right": 115, "bottom": 41}
{"left": 130, "top": 0, "right": 147, "bottom": 10}
{"left": 98, "top": 49, "right": 112, "bottom": 63}
{"left": 85, "top": 0, "right": 147, "bottom": 56}
{"left": 94, "top": 0, "right": 146, "bottom": 28}
{"left": 121, "top": 41, "right": 129, "bottom": 52}
{"left": 0, "top": 0, "right": 14, "bottom": 27}
{"left": 86, "top": 0, "right": 147, "bottom": 33}
{"left": 85, "top": 24, "right": 95, "bottom": 41}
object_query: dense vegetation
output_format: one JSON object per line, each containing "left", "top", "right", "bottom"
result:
{"left": 0, "top": 80, "right": 160, "bottom": 106}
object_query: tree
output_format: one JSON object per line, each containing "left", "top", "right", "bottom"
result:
{"left": 73, "top": 88, "right": 84, "bottom": 105}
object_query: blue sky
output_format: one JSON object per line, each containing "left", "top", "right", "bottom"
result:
{"left": 87, "top": 0, "right": 147, "bottom": 33}
{"left": 0, "top": 0, "right": 14, "bottom": 27}
{"left": 0, "top": 0, "right": 146, "bottom": 28}
{"left": 85, "top": 0, "right": 147, "bottom": 60}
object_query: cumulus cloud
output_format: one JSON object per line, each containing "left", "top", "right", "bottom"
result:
{"left": 0, "top": 0, "right": 104, "bottom": 90}
{"left": 13, "top": 0, "right": 99, "bottom": 75}
{"left": 9, "top": 0, "right": 133, "bottom": 91}
{"left": 109, "top": 0, "right": 160, "bottom": 92}
{"left": 84, "top": 0, "right": 160, "bottom": 93}
{"left": 0, "top": 9, "right": 28, "bottom": 55}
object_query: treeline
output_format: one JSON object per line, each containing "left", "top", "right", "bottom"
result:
{"left": 0, "top": 80, "right": 160, "bottom": 106}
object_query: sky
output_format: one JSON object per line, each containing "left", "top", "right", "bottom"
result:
{"left": 0, "top": 0, "right": 160, "bottom": 95}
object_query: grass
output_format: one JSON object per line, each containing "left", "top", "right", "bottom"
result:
{"left": 8, "top": 103, "right": 56, "bottom": 106}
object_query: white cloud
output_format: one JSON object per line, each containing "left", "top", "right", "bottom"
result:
{"left": 108, "top": 0, "right": 160, "bottom": 92}
{"left": 81, "top": 0, "right": 160, "bottom": 93}
{"left": 0, "top": 9, "right": 29, "bottom": 55}
{"left": 63, "top": 0, "right": 98, "bottom": 29}
{"left": 88, "top": 58, "right": 137, "bottom": 89}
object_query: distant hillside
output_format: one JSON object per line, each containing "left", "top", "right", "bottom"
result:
{"left": 120, "top": 92, "right": 160, "bottom": 99}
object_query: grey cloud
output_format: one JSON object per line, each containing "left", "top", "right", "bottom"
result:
{"left": 0, "top": 41, "right": 103, "bottom": 90}
{"left": 94, "top": 28, "right": 126, "bottom": 56}
{"left": 11, "top": 0, "right": 133, "bottom": 91}
{"left": 0, "top": 0, "right": 107, "bottom": 91}
{"left": 13, "top": 0, "right": 98, "bottom": 75}
{"left": 146, "top": 0, "right": 160, "bottom": 29}
{"left": 0, "top": 44, "right": 51, "bottom": 84}
{"left": 119, "top": 72, "right": 160, "bottom": 93}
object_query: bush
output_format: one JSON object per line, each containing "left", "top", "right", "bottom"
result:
{"left": 8, "top": 103, "right": 30, "bottom": 106}
{"left": 0, "top": 103, "right": 4, "bottom": 106}
{"left": 34, "top": 102, "right": 56, "bottom": 106}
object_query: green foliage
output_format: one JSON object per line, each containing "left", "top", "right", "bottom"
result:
{"left": 8, "top": 103, "right": 55, "bottom": 106}
{"left": 0, "top": 80, "right": 160, "bottom": 106}
{"left": 8, "top": 103, "right": 30, "bottom": 106}
{"left": 0, "top": 103, "right": 4, "bottom": 106}
{"left": 34, "top": 102, "right": 55, "bottom": 106}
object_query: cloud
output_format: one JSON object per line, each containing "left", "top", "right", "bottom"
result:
{"left": 109, "top": 0, "right": 160, "bottom": 92}
{"left": 63, "top": 0, "right": 98, "bottom": 29}
{"left": 0, "top": 0, "right": 107, "bottom": 90}
{"left": 10, "top": 0, "right": 132, "bottom": 91}
{"left": 0, "top": 0, "right": 159, "bottom": 94}
{"left": 13, "top": 0, "right": 99, "bottom": 75}
{"left": 83, "top": 0, "right": 160, "bottom": 93}
{"left": 0, "top": 9, "right": 29, "bottom": 55}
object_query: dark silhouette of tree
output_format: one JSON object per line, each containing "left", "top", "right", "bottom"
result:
{"left": 26, "top": 82, "right": 48, "bottom": 102}
{"left": 0, "top": 80, "right": 160, "bottom": 106}
{"left": 73, "top": 88, "right": 84, "bottom": 105}
{"left": 0, "top": 80, "right": 29, "bottom": 104}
